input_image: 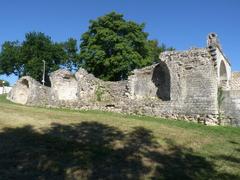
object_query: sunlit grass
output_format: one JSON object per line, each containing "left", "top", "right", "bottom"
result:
{"left": 0, "top": 95, "right": 239, "bottom": 179}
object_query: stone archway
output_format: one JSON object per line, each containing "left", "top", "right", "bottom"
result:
{"left": 219, "top": 60, "right": 228, "bottom": 87}
{"left": 152, "top": 62, "right": 171, "bottom": 101}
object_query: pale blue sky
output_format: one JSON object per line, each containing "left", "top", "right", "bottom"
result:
{"left": 0, "top": 0, "right": 239, "bottom": 85}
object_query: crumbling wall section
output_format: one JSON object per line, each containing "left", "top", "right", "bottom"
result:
{"left": 207, "top": 33, "right": 231, "bottom": 89}
{"left": 223, "top": 72, "right": 240, "bottom": 126}
{"left": 75, "top": 68, "right": 128, "bottom": 103}
{"left": 50, "top": 69, "right": 78, "bottom": 102}
{"left": 127, "top": 48, "right": 219, "bottom": 117}
{"left": 7, "top": 48, "right": 224, "bottom": 125}
{"left": 222, "top": 90, "right": 240, "bottom": 126}
{"left": 170, "top": 49, "right": 218, "bottom": 115}
{"left": 7, "top": 76, "right": 50, "bottom": 105}
{"left": 75, "top": 68, "right": 100, "bottom": 101}
{"left": 128, "top": 65, "right": 160, "bottom": 100}
{"left": 230, "top": 72, "right": 240, "bottom": 90}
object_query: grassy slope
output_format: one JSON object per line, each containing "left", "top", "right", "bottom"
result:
{"left": 0, "top": 95, "right": 239, "bottom": 179}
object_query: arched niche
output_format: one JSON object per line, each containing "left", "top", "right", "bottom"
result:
{"left": 152, "top": 62, "right": 171, "bottom": 101}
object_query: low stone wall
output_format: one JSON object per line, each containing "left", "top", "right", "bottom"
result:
{"left": 230, "top": 72, "right": 240, "bottom": 90}
{"left": 222, "top": 90, "right": 240, "bottom": 126}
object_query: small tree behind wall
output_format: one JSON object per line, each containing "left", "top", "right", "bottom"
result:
{"left": 0, "top": 80, "right": 10, "bottom": 87}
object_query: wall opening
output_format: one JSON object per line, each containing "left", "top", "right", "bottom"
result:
{"left": 44, "top": 75, "right": 52, "bottom": 87}
{"left": 152, "top": 62, "right": 171, "bottom": 101}
{"left": 219, "top": 60, "right": 227, "bottom": 87}
{"left": 63, "top": 76, "right": 71, "bottom": 80}
{"left": 21, "top": 79, "right": 29, "bottom": 88}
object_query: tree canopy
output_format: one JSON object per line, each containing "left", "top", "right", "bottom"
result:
{"left": 0, "top": 12, "right": 174, "bottom": 83}
{"left": 0, "top": 41, "right": 22, "bottom": 77}
{"left": 80, "top": 12, "right": 173, "bottom": 81}
{"left": 0, "top": 32, "right": 78, "bottom": 85}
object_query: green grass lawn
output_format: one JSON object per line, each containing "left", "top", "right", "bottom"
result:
{"left": 0, "top": 95, "right": 239, "bottom": 179}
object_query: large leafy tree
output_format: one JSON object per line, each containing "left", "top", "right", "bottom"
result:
{"left": 21, "top": 32, "right": 64, "bottom": 83}
{"left": 0, "top": 41, "right": 22, "bottom": 77}
{"left": 0, "top": 32, "right": 79, "bottom": 85}
{"left": 147, "top": 40, "right": 175, "bottom": 64}
{"left": 80, "top": 12, "right": 174, "bottom": 81}
{"left": 61, "top": 38, "right": 79, "bottom": 72}
{"left": 80, "top": 12, "right": 153, "bottom": 81}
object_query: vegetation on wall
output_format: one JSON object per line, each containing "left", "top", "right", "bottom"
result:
{"left": 95, "top": 85, "right": 104, "bottom": 102}
{"left": 217, "top": 87, "right": 225, "bottom": 124}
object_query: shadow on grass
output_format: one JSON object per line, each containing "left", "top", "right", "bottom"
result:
{"left": 0, "top": 122, "right": 238, "bottom": 179}
{"left": 209, "top": 140, "right": 240, "bottom": 177}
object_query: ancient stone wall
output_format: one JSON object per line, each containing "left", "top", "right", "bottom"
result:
{"left": 7, "top": 76, "right": 50, "bottom": 105}
{"left": 227, "top": 72, "right": 240, "bottom": 126}
{"left": 174, "top": 49, "right": 218, "bottom": 115}
{"left": 50, "top": 69, "right": 78, "bottom": 101}
{"left": 7, "top": 38, "right": 240, "bottom": 126}
{"left": 222, "top": 90, "right": 240, "bottom": 126}
{"left": 207, "top": 33, "right": 231, "bottom": 89}
{"left": 7, "top": 48, "right": 221, "bottom": 125}
{"left": 230, "top": 72, "right": 240, "bottom": 90}
{"left": 128, "top": 48, "right": 218, "bottom": 116}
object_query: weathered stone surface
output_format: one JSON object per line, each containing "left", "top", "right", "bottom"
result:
{"left": 75, "top": 68, "right": 100, "bottom": 101}
{"left": 230, "top": 72, "right": 240, "bottom": 90}
{"left": 7, "top": 33, "right": 240, "bottom": 126}
{"left": 222, "top": 90, "right": 240, "bottom": 126}
{"left": 7, "top": 76, "right": 50, "bottom": 105}
{"left": 50, "top": 69, "right": 78, "bottom": 101}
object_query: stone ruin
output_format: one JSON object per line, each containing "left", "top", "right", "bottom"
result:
{"left": 8, "top": 33, "right": 240, "bottom": 126}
